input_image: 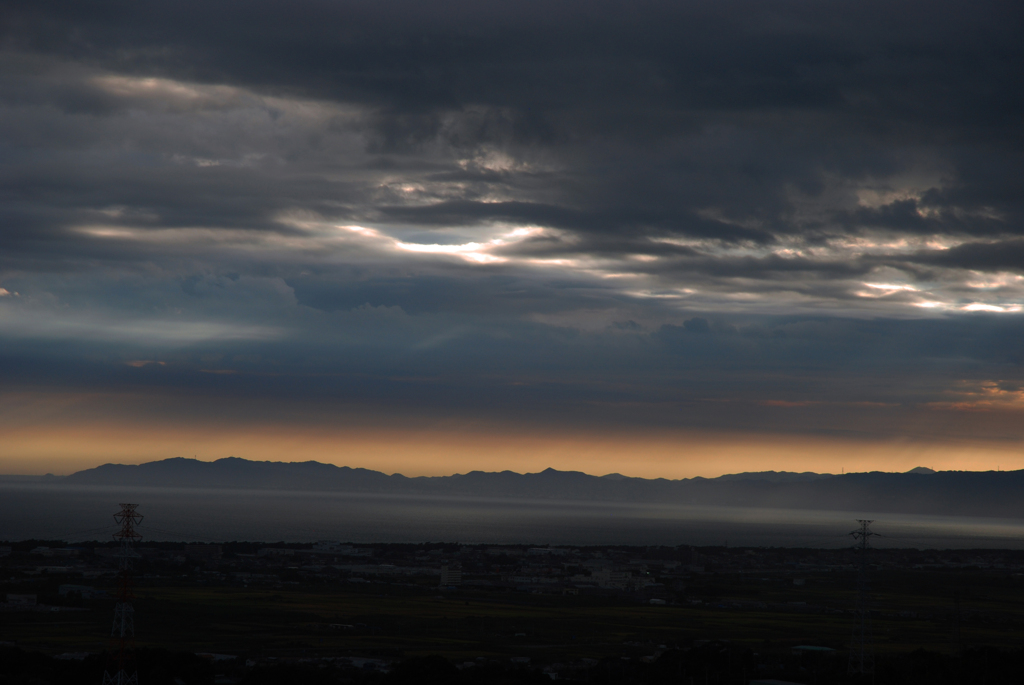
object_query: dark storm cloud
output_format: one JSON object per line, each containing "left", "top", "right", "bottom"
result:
{"left": 3, "top": 1, "right": 1022, "bottom": 247}
{"left": 1, "top": 1, "right": 1023, "bottom": 441}
{"left": 910, "top": 240, "right": 1024, "bottom": 272}
{"left": 7, "top": 1, "right": 1021, "bottom": 123}
{"left": 286, "top": 272, "right": 623, "bottom": 316}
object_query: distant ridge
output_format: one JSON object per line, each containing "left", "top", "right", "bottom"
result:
{"left": 54, "top": 457, "right": 1024, "bottom": 519}
{"left": 711, "top": 471, "right": 833, "bottom": 483}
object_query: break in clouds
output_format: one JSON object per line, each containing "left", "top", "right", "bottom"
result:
{"left": 0, "top": 1, "right": 1022, "bottom": 438}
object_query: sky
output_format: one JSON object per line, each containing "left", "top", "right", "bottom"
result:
{"left": 1, "top": 1, "right": 1023, "bottom": 477}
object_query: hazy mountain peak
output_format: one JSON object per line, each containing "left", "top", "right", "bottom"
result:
{"left": 47, "top": 457, "right": 1024, "bottom": 519}
{"left": 713, "top": 471, "right": 834, "bottom": 483}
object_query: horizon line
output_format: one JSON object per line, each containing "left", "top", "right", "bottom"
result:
{"left": 0, "top": 455, "right": 962, "bottom": 480}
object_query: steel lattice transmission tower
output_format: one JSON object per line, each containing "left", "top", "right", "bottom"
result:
{"left": 848, "top": 519, "right": 878, "bottom": 678}
{"left": 103, "top": 503, "right": 143, "bottom": 685}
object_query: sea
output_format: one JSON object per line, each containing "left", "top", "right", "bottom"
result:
{"left": 2, "top": 482, "right": 1024, "bottom": 549}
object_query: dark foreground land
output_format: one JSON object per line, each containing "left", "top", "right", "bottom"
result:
{"left": 4, "top": 540, "right": 1024, "bottom": 684}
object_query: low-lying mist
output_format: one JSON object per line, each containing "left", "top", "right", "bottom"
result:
{"left": 3, "top": 482, "right": 1024, "bottom": 549}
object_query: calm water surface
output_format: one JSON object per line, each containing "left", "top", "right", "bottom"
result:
{"left": 2, "top": 483, "right": 1023, "bottom": 549}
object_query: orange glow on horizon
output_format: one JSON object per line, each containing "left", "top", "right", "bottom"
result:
{"left": 2, "top": 390, "right": 1023, "bottom": 478}
{"left": 2, "top": 421, "right": 1023, "bottom": 478}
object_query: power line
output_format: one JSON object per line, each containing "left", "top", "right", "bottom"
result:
{"left": 58, "top": 524, "right": 120, "bottom": 540}
{"left": 144, "top": 525, "right": 223, "bottom": 543}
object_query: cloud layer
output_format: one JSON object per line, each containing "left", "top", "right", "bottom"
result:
{"left": 1, "top": 1, "right": 1023, "bottom": 470}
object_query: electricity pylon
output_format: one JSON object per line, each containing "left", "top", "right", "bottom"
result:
{"left": 102, "top": 503, "right": 143, "bottom": 685}
{"left": 848, "top": 519, "right": 878, "bottom": 678}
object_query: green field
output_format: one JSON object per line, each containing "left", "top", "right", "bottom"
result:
{"left": 6, "top": 567, "right": 1024, "bottom": 663}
